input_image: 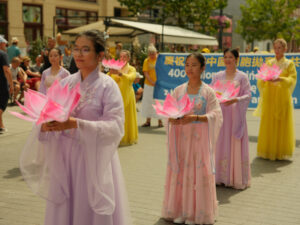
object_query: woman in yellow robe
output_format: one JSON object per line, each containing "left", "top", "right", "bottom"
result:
{"left": 108, "top": 50, "right": 138, "bottom": 145}
{"left": 254, "top": 39, "right": 297, "bottom": 160}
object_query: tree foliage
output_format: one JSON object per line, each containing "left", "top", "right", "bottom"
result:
{"left": 237, "top": 0, "right": 300, "bottom": 43}
{"left": 118, "top": 0, "right": 228, "bottom": 35}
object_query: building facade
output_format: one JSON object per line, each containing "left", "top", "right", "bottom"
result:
{"left": 0, "top": 0, "right": 128, "bottom": 48}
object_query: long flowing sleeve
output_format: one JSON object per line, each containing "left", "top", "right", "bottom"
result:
{"left": 205, "top": 87, "right": 223, "bottom": 164}
{"left": 280, "top": 60, "right": 297, "bottom": 92}
{"left": 76, "top": 81, "right": 124, "bottom": 215}
{"left": 234, "top": 73, "right": 251, "bottom": 138}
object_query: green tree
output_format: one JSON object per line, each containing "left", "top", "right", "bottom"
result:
{"left": 237, "top": 0, "right": 300, "bottom": 44}
{"left": 118, "top": 0, "right": 228, "bottom": 35}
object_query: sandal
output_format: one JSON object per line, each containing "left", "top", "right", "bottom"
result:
{"left": 141, "top": 122, "right": 151, "bottom": 127}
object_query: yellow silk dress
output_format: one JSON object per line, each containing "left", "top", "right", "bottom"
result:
{"left": 254, "top": 57, "right": 297, "bottom": 160}
{"left": 109, "top": 63, "right": 138, "bottom": 145}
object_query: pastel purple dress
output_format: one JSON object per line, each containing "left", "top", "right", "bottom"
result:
{"left": 39, "top": 66, "right": 70, "bottom": 94}
{"left": 211, "top": 70, "right": 251, "bottom": 189}
{"left": 20, "top": 67, "right": 132, "bottom": 225}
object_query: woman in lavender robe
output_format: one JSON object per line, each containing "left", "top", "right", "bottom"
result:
{"left": 20, "top": 30, "right": 132, "bottom": 225}
{"left": 39, "top": 47, "right": 70, "bottom": 94}
{"left": 211, "top": 48, "right": 251, "bottom": 189}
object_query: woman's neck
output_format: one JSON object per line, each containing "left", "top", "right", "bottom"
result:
{"left": 50, "top": 64, "right": 61, "bottom": 75}
{"left": 276, "top": 55, "right": 284, "bottom": 61}
{"left": 51, "top": 64, "right": 60, "bottom": 71}
{"left": 81, "top": 67, "right": 97, "bottom": 81}
{"left": 188, "top": 79, "right": 202, "bottom": 89}
{"left": 225, "top": 67, "right": 237, "bottom": 79}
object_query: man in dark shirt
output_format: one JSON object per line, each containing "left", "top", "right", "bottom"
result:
{"left": 0, "top": 36, "right": 13, "bottom": 133}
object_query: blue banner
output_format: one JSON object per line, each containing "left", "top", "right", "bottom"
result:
{"left": 154, "top": 53, "right": 300, "bottom": 108}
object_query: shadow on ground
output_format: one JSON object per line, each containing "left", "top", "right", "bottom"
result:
{"left": 154, "top": 218, "right": 176, "bottom": 225}
{"left": 250, "top": 157, "right": 292, "bottom": 177}
{"left": 216, "top": 185, "right": 243, "bottom": 205}
{"left": 138, "top": 126, "right": 166, "bottom": 135}
{"left": 3, "top": 167, "right": 21, "bottom": 179}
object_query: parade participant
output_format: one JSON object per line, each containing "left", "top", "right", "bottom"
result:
{"left": 20, "top": 30, "right": 132, "bottom": 225}
{"left": 0, "top": 36, "right": 13, "bottom": 133}
{"left": 141, "top": 45, "right": 163, "bottom": 127}
{"left": 108, "top": 50, "right": 138, "bottom": 145}
{"left": 162, "top": 53, "right": 223, "bottom": 225}
{"left": 211, "top": 48, "right": 251, "bottom": 189}
{"left": 40, "top": 37, "right": 56, "bottom": 73}
{"left": 39, "top": 47, "right": 70, "bottom": 94}
{"left": 254, "top": 39, "right": 297, "bottom": 160}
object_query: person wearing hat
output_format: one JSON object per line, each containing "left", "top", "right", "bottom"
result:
{"left": 7, "top": 37, "right": 21, "bottom": 63}
{"left": 201, "top": 48, "right": 210, "bottom": 53}
{"left": 133, "top": 72, "right": 144, "bottom": 102}
{"left": 20, "top": 56, "right": 41, "bottom": 91}
{"left": 0, "top": 36, "right": 14, "bottom": 133}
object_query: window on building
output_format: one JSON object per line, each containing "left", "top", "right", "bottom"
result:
{"left": 114, "top": 8, "right": 121, "bottom": 17}
{"left": 0, "top": 2, "right": 8, "bottom": 40}
{"left": 55, "top": 8, "right": 98, "bottom": 33}
{"left": 23, "top": 4, "right": 43, "bottom": 42}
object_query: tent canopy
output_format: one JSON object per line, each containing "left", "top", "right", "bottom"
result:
{"left": 63, "top": 18, "right": 218, "bottom": 46}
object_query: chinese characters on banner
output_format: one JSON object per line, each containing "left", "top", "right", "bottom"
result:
{"left": 154, "top": 53, "right": 300, "bottom": 108}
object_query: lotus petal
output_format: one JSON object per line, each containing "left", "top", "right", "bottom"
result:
{"left": 256, "top": 63, "right": 281, "bottom": 81}
{"left": 102, "top": 59, "right": 126, "bottom": 70}
{"left": 10, "top": 80, "right": 81, "bottom": 124}
{"left": 211, "top": 80, "right": 240, "bottom": 103}
{"left": 153, "top": 93, "right": 194, "bottom": 118}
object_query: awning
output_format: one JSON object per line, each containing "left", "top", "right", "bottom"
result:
{"left": 63, "top": 18, "right": 218, "bottom": 46}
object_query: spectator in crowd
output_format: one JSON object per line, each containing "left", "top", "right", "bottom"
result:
{"left": 7, "top": 37, "right": 21, "bottom": 63}
{"left": 254, "top": 38, "right": 297, "bottom": 160}
{"left": 253, "top": 47, "right": 259, "bottom": 53}
{"left": 39, "top": 47, "right": 70, "bottom": 94}
{"left": 40, "top": 36, "right": 56, "bottom": 73}
{"left": 0, "top": 36, "right": 13, "bottom": 133}
{"left": 30, "top": 55, "right": 43, "bottom": 72}
{"left": 63, "top": 46, "right": 72, "bottom": 69}
{"left": 162, "top": 53, "right": 222, "bottom": 225}
{"left": 211, "top": 48, "right": 251, "bottom": 189}
{"left": 133, "top": 72, "right": 144, "bottom": 102}
{"left": 109, "top": 50, "right": 138, "bottom": 146}
{"left": 20, "top": 56, "right": 41, "bottom": 91}
{"left": 141, "top": 45, "right": 163, "bottom": 127}
{"left": 10, "top": 57, "right": 29, "bottom": 103}
{"left": 20, "top": 29, "right": 131, "bottom": 225}
{"left": 201, "top": 47, "right": 210, "bottom": 53}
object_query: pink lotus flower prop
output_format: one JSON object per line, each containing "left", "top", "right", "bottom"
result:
{"left": 152, "top": 93, "right": 194, "bottom": 118}
{"left": 211, "top": 80, "right": 240, "bottom": 103}
{"left": 9, "top": 80, "right": 81, "bottom": 125}
{"left": 256, "top": 63, "right": 282, "bottom": 81}
{"left": 102, "top": 59, "right": 126, "bottom": 70}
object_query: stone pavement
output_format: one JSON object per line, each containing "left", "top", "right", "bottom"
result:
{"left": 0, "top": 105, "right": 300, "bottom": 225}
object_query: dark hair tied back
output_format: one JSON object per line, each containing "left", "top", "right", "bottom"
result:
{"left": 76, "top": 29, "right": 105, "bottom": 54}
{"left": 223, "top": 48, "right": 239, "bottom": 59}
{"left": 186, "top": 53, "right": 206, "bottom": 68}
{"left": 49, "top": 47, "right": 62, "bottom": 56}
